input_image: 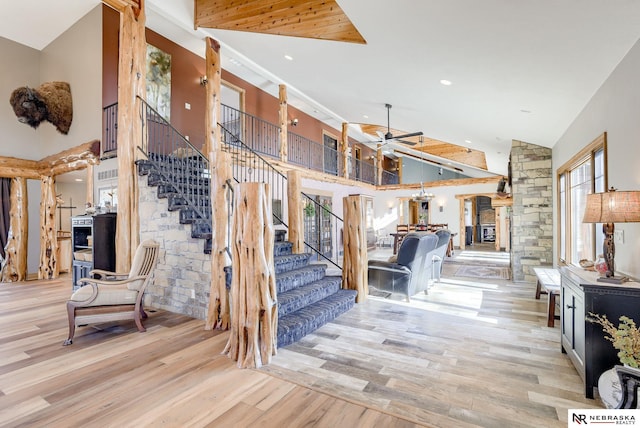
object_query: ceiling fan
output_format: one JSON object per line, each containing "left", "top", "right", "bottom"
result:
{"left": 375, "top": 103, "right": 423, "bottom": 146}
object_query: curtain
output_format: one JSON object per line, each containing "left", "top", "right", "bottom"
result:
{"left": 0, "top": 178, "right": 11, "bottom": 260}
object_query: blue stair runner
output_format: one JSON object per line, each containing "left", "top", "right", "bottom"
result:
{"left": 136, "top": 155, "right": 357, "bottom": 348}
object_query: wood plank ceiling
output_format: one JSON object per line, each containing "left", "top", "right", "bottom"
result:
{"left": 357, "top": 123, "right": 489, "bottom": 171}
{"left": 194, "top": 0, "right": 487, "bottom": 172}
{"left": 194, "top": 0, "right": 366, "bottom": 44}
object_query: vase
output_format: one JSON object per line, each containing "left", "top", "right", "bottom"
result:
{"left": 598, "top": 365, "right": 640, "bottom": 409}
{"left": 594, "top": 255, "right": 608, "bottom": 275}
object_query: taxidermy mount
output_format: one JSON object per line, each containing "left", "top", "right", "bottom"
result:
{"left": 9, "top": 81, "right": 73, "bottom": 134}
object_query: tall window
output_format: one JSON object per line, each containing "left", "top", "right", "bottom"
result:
{"left": 557, "top": 133, "right": 607, "bottom": 265}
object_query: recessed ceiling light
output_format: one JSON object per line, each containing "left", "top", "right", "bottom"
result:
{"left": 228, "top": 58, "right": 241, "bottom": 67}
{"left": 464, "top": 139, "right": 472, "bottom": 144}
{"left": 440, "top": 79, "right": 452, "bottom": 86}
{"left": 363, "top": 114, "right": 369, "bottom": 119}
{"left": 520, "top": 109, "right": 531, "bottom": 113}
{"left": 74, "top": 178, "right": 83, "bottom": 182}
{"left": 284, "top": 54, "right": 293, "bottom": 61}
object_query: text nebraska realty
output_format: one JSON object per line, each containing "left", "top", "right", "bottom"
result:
{"left": 574, "top": 413, "right": 636, "bottom": 425}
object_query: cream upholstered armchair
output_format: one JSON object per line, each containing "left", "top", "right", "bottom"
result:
{"left": 63, "top": 239, "right": 160, "bottom": 346}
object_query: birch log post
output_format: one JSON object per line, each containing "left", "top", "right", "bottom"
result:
{"left": 116, "top": 4, "right": 145, "bottom": 272}
{"left": 341, "top": 122, "right": 349, "bottom": 179}
{"left": 0, "top": 178, "right": 28, "bottom": 282}
{"left": 205, "top": 150, "right": 232, "bottom": 330}
{"left": 223, "top": 183, "right": 277, "bottom": 368}
{"left": 204, "top": 37, "right": 221, "bottom": 157}
{"left": 287, "top": 170, "right": 303, "bottom": 253}
{"left": 342, "top": 195, "right": 368, "bottom": 303}
{"left": 376, "top": 143, "right": 383, "bottom": 185}
{"left": 279, "top": 84, "right": 288, "bottom": 162}
{"left": 39, "top": 176, "right": 58, "bottom": 279}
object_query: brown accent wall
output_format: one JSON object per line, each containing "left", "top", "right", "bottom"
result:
{"left": 102, "top": 7, "right": 376, "bottom": 170}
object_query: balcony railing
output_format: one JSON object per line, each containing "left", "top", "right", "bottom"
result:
{"left": 220, "top": 104, "right": 280, "bottom": 159}
{"left": 102, "top": 102, "right": 118, "bottom": 158}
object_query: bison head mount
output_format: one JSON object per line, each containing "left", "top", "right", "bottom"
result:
{"left": 9, "top": 81, "right": 73, "bottom": 135}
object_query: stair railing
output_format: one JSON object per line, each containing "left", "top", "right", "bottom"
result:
{"left": 220, "top": 104, "right": 343, "bottom": 269}
{"left": 102, "top": 102, "right": 118, "bottom": 159}
{"left": 137, "top": 97, "right": 211, "bottom": 223}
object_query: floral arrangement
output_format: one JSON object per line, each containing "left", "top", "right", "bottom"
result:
{"left": 587, "top": 312, "right": 640, "bottom": 368}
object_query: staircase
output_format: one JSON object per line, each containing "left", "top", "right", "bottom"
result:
{"left": 136, "top": 153, "right": 357, "bottom": 348}
{"left": 273, "top": 241, "right": 356, "bottom": 347}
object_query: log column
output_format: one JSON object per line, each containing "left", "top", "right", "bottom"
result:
{"left": 0, "top": 178, "right": 28, "bottom": 282}
{"left": 86, "top": 164, "right": 94, "bottom": 208}
{"left": 223, "top": 183, "right": 277, "bottom": 368}
{"left": 206, "top": 150, "right": 232, "bottom": 330}
{"left": 342, "top": 195, "right": 368, "bottom": 303}
{"left": 341, "top": 123, "right": 349, "bottom": 179}
{"left": 39, "top": 176, "right": 58, "bottom": 279}
{"left": 287, "top": 170, "right": 304, "bottom": 253}
{"left": 458, "top": 198, "right": 466, "bottom": 251}
{"left": 204, "top": 37, "right": 221, "bottom": 156}
{"left": 115, "top": 4, "right": 145, "bottom": 272}
{"left": 278, "top": 84, "right": 288, "bottom": 162}
{"left": 376, "top": 143, "right": 383, "bottom": 185}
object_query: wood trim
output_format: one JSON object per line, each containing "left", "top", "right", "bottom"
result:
{"left": 0, "top": 140, "right": 100, "bottom": 179}
{"left": 556, "top": 131, "right": 607, "bottom": 266}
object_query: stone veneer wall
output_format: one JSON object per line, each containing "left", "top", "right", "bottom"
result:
{"left": 138, "top": 176, "right": 211, "bottom": 319}
{"left": 510, "top": 140, "right": 553, "bottom": 282}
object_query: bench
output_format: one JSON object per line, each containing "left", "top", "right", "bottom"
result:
{"left": 533, "top": 267, "right": 561, "bottom": 327}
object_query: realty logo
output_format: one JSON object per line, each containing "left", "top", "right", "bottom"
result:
{"left": 573, "top": 413, "right": 587, "bottom": 424}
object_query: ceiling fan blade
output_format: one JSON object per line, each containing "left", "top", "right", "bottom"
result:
{"left": 391, "top": 131, "right": 423, "bottom": 140}
{"left": 395, "top": 139, "right": 417, "bottom": 146}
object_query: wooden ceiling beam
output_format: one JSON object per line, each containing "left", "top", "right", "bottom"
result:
{"left": 195, "top": 0, "right": 366, "bottom": 44}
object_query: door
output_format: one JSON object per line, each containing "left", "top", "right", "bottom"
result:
{"left": 323, "top": 133, "right": 338, "bottom": 176}
{"left": 303, "top": 195, "right": 333, "bottom": 260}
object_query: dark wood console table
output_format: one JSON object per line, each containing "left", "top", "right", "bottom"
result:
{"left": 560, "top": 266, "right": 640, "bottom": 399}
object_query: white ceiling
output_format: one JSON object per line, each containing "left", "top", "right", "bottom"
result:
{"left": 3, "top": 1, "right": 640, "bottom": 176}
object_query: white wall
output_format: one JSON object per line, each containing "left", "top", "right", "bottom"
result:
{"left": 38, "top": 5, "right": 102, "bottom": 156}
{"left": 1, "top": 7, "right": 102, "bottom": 276}
{"left": 553, "top": 38, "right": 640, "bottom": 279}
{"left": 0, "top": 37, "right": 40, "bottom": 158}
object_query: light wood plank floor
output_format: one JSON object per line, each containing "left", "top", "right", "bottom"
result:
{"left": 0, "top": 266, "right": 600, "bottom": 427}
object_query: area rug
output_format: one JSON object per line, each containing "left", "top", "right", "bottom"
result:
{"left": 453, "top": 265, "right": 511, "bottom": 280}
{"left": 368, "top": 287, "right": 392, "bottom": 298}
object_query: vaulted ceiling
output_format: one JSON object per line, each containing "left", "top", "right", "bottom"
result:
{"left": 3, "top": 1, "right": 640, "bottom": 177}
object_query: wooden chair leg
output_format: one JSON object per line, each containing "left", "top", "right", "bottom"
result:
{"left": 63, "top": 302, "right": 76, "bottom": 346}
{"left": 535, "top": 280, "right": 542, "bottom": 299}
{"left": 547, "top": 293, "right": 557, "bottom": 327}
{"left": 134, "top": 303, "right": 146, "bottom": 332}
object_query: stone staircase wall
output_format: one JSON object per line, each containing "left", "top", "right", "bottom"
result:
{"left": 138, "top": 175, "right": 211, "bottom": 319}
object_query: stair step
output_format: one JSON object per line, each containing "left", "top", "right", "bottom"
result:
{"left": 277, "top": 276, "right": 341, "bottom": 317}
{"left": 277, "top": 289, "right": 357, "bottom": 348}
{"left": 191, "top": 221, "right": 212, "bottom": 239}
{"left": 179, "top": 208, "right": 210, "bottom": 224}
{"left": 167, "top": 194, "right": 210, "bottom": 211}
{"left": 274, "top": 253, "right": 311, "bottom": 275}
{"left": 148, "top": 171, "right": 210, "bottom": 188}
{"left": 274, "top": 241, "right": 293, "bottom": 257}
{"left": 158, "top": 183, "right": 210, "bottom": 199}
{"left": 276, "top": 264, "right": 327, "bottom": 293}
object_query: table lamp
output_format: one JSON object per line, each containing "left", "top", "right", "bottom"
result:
{"left": 582, "top": 188, "right": 640, "bottom": 283}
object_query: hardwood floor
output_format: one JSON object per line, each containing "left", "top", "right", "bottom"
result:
{"left": 0, "top": 266, "right": 600, "bottom": 427}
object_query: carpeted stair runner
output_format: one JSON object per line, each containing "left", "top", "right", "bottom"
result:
{"left": 136, "top": 155, "right": 356, "bottom": 348}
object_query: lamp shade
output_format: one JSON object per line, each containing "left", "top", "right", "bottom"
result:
{"left": 583, "top": 191, "right": 640, "bottom": 224}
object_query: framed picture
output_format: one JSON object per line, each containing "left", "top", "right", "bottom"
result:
{"left": 146, "top": 44, "right": 171, "bottom": 121}
{"left": 98, "top": 187, "right": 118, "bottom": 209}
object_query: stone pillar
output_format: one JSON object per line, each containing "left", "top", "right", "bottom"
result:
{"left": 509, "top": 140, "right": 553, "bottom": 282}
